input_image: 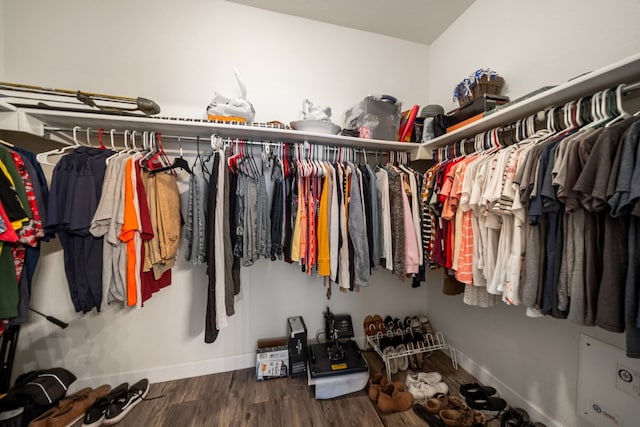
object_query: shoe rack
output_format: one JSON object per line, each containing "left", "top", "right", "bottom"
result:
{"left": 367, "top": 329, "right": 458, "bottom": 382}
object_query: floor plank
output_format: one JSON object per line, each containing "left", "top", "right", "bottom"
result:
{"left": 91, "top": 350, "right": 503, "bottom": 426}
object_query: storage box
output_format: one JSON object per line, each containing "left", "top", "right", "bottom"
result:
{"left": 287, "top": 316, "right": 308, "bottom": 377}
{"left": 256, "top": 337, "right": 289, "bottom": 381}
{"left": 343, "top": 96, "right": 401, "bottom": 141}
{"left": 447, "top": 94, "right": 510, "bottom": 126}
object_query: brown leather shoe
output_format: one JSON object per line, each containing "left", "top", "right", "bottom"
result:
{"left": 439, "top": 408, "right": 477, "bottom": 427}
{"left": 46, "top": 385, "right": 111, "bottom": 427}
{"left": 377, "top": 384, "right": 414, "bottom": 413}
{"left": 367, "top": 373, "right": 385, "bottom": 402}
{"left": 28, "top": 388, "right": 93, "bottom": 427}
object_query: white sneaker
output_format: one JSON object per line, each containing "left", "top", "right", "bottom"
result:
{"left": 434, "top": 381, "right": 449, "bottom": 395}
{"left": 405, "top": 371, "right": 442, "bottom": 387}
{"left": 407, "top": 382, "right": 437, "bottom": 400}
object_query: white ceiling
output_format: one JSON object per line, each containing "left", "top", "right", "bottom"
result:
{"left": 225, "top": 0, "right": 475, "bottom": 45}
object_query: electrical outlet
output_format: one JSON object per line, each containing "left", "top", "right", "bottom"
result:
{"left": 615, "top": 363, "right": 640, "bottom": 400}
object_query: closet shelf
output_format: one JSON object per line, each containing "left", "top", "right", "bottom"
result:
{"left": 14, "top": 107, "right": 416, "bottom": 154}
{"left": 366, "top": 330, "right": 458, "bottom": 382}
{"left": 0, "top": 102, "right": 17, "bottom": 112}
{"left": 413, "top": 52, "right": 640, "bottom": 160}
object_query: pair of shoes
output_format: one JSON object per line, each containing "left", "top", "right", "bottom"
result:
{"left": 28, "top": 385, "right": 111, "bottom": 427}
{"left": 405, "top": 371, "right": 442, "bottom": 388}
{"left": 376, "top": 383, "right": 414, "bottom": 413}
{"left": 460, "top": 382, "right": 506, "bottom": 413}
{"left": 82, "top": 383, "right": 129, "bottom": 427}
{"left": 460, "top": 383, "right": 497, "bottom": 398}
{"left": 405, "top": 371, "right": 448, "bottom": 401}
{"left": 425, "top": 393, "right": 467, "bottom": 414}
{"left": 367, "top": 373, "right": 404, "bottom": 403}
{"left": 413, "top": 403, "right": 445, "bottom": 427}
{"left": 364, "top": 315, "right": 386, "bottom": 337}
{"left": 103, "top": 379, "right": 149, "bottom": 425}
{"left": 500, "top": 407, "right": 547, "bottom": 427}
{"left": 407, "top": 381, "right": 448, "bottom": 401}
{"left": 440, "top": 407, "right": 486, "bottom": 427}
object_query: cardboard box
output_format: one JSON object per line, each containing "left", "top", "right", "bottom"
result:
{"left": 256, "top": 337, "right": 289, "bottom": 381}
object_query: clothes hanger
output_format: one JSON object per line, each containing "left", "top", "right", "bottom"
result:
{"left": 85, "top": 127, "right": 92, "bottom": 147}
{"left": 605, "top": 84, "right": 631, "bottom": 127}
{"left": 105, "top": 129, "right": 120, "bottom": 165}
{"left": 36, "top": 125, "right": 82, "bottom": 165}
{"left": 150, "top": 139, "right": 193, "bottom": 175}
{"left": 97, "top": 128, "right": 106, "bottom": 150}
{"left": 0, "top": 138, "right": 14, "bottom": 148}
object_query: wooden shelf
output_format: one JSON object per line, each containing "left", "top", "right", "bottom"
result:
{"left": 16, "top": 108, "right": 416, "bottom": 154}
{"left": 414, "top": 52, "right": 640, "bottom": 159}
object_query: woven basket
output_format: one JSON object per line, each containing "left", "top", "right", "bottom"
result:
{"left": 456, "top": 75, "right": 504, "bottom": 106}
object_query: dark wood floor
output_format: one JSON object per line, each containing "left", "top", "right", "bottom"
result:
{"left": 80, "top": 350, "right": 501, "bottom": 427}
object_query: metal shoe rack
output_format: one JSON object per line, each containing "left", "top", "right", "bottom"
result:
{"left": 366, "top": 329, "right": 458, "bottom": 382}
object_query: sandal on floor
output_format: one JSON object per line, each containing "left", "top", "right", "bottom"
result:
{"left": 395, "top": 342, "right": 409, "bottom": 372}
{"left": 382, "top": 346, "right": 398, "bottom": 375}
{"left": 425, "top": 394, "right": 467, "bottom": 414}
{"left": 413, "top": 339, "right": 425, "bottom": 371}
{"left": 405, "top": 336, "right": 418, "bottom": 371}
{"left": 363, "top": 315, "right": 374, "bottom": 336}
{"left": 372, "top": 314, "right": 386, "bottom": 335}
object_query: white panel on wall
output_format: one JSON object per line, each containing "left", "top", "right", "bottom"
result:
{"left": 577, "top": 335, "right": 640, "bottom": 427}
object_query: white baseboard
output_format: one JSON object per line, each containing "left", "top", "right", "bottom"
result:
{"left": 68, "top": 352, "right": 257, "bottom": 392}
{"left": 450, "top": 343, "right": 563, "bottom": 427}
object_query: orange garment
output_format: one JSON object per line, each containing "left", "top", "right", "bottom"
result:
{"left": 454, "top": 157, "right": 477, "bottom": 284}
{"left": 290, "top": 176, "right": 304, "bottom": 262}
{"left": 316, "top": 166, "right": 331, "bottom": 276}
{"left": 119, "top": 158, "right": 140, "bottom": 307}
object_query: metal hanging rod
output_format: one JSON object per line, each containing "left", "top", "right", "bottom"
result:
{"left": 623, "top": 81, "right": 640, "bottom": 94}
{"left": 41, "top": 125, "right": 406, "bottom": 158}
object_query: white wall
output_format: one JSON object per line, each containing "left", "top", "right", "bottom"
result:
{"left": 0, "top": 0, "right": 5, "bottom": 80}
{"left": 427, "top": 1, "right": 640, "bottom": 427}
{"left": 429, "top": 0, "right": 640, "bottom": 113}
{"left": 2, "top": 0, "right": 431, "bottom": 388}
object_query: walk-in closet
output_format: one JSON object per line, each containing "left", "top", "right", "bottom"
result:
{"left": 1, "top": 1, "right": 639, "bottom": 426}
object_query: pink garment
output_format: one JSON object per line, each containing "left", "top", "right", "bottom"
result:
{"left": 401, "top": 184, "right": 419, "bottom": 274}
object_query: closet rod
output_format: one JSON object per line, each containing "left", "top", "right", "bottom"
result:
{"left": 623, "top": 81, "right": 640, "bottom": 94}
{"left": 41, "top": 126, "right": 405, "bottom": 157}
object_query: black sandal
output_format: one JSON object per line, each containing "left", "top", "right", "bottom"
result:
{"left": 501, "top": 407, "right": 530, "bottom": 427}
{"left": 460, "top": 382, "right": 497, "bottom": 398}
{"left": 413, "top": 403, "right": 445, "bottom": 427}
{"left": 464, "top": 389, "right": 507, "bottom": 412}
